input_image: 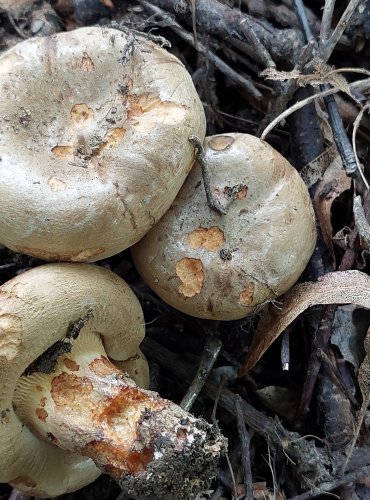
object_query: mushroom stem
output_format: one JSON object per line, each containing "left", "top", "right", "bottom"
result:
{"left": 14, "top": 330, "right": 225, "bottom": 496}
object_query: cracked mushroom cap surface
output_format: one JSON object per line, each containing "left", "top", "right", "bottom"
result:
{"left": 132, "top": 133, "right": 317, "bottom": 320}
{"left": 0, "top": 27, "right": 205, "bottom": 262}
{"left": 0, "top": 263, "right": 145, "bottom": 496}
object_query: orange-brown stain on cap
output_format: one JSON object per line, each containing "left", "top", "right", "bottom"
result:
{"left": 239, "top": 282, "right": 255, "bottom": 306}
{"left": 187, "top": 226, "right": 225, "bottom": 251}
{"left": 176, "top": 258, "right": 205, "bottom": 297}
{"left": 208, "top": 135, "right": 234, "bottom": 151}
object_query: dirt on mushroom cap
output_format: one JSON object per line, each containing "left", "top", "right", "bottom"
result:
{"left": 132, "top": 133, "right": 317, "bottom": 320}
{"left": 0, "top": 27, "right": 205, "bottom": 262}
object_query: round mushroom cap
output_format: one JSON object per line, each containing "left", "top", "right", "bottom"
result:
{"left": 0, "top": 263, "right": 145, "bottom": 496}
{"left": 132, "top": 133, "right": 317, "bottom": 320}
{"left": 0, "top": 27, "right": 205, "bottom": 262}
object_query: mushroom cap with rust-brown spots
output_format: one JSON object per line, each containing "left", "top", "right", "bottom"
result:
{"left": 0, "top": 27, "right": 205, "bottom": 261}
{"left": 132, "top": 133, "right": 317, "bottom": 320}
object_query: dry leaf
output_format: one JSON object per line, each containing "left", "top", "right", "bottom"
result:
{"left": 261, "top": 61, "right": 369, "bottom": 103}
{"left": 314, "top": 156, "right": 352, "bottom": 263}
{"left": 261, "top": 67, "right": 301, "bottom": 82}
{"left": 341, "top": 325, "right": 370, "bottom": 473}
{"left": 333, "top": 226, "right": 351, "bottom": 250}
{"left": 239, "top": 270, "right": 370, "bottom": 375}
{"left": 300, "top": 144, "right": 337, "bottom": 188}
{"left": 331, "top": 305, "right": 369, "bottom": 370}
{"left": 359, "top": 328, "right": 370, "bottom": 395}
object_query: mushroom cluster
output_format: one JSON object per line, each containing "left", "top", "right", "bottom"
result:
{"left": 0, "top": 27, "right": 205, "bottom": 261}
{"left": 0, "top": 25, "right": 224, "bottom": 499}
{"left": 0, "top": 22, "right": 317, "bottom": 500}
{"left": 132, "top": 133, "right": 317, "bottom": 320}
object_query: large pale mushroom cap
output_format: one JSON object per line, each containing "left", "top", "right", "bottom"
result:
{"left": 0, "top": 263, "right": 145, "bottom": 496}
{"left": 0, "top": 27, "right": 205, "bottom": 261}
{"left": 132, "top": 133, "right": 317, "bottom": 320}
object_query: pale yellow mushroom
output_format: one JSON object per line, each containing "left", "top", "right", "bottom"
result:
{"left": 132, "top": 133, "right": 317, "bottom": 320}
{"left": 0, "top": 27, "right": 205, "bottom": 262}
{"left": 0, "top": 264, "right": 224, "bottom": 497}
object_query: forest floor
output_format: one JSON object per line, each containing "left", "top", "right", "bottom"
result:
{"left": 1, "top": 0, "right": 370, "bottom": 499}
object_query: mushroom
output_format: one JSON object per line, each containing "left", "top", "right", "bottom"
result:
{"left": 132, "top": 133, "right": 317, "bottom": 320}
{"left": 0, "top": 263, "right": 225, "bottom": 497}
{"left": 0, "top": 0, "right": 36, "bottom": 18}
{"left": 0, "top": 27, "right": 205, "bottom": 262}
{"left": 115, "top": 349, "right": 150, "bottom": 390}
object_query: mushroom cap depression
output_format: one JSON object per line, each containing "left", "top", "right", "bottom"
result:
{"left": 0, "top": 263, "right": 145, "bottom": 496}
{"left": 0, "top": 27, "right": 205, "bottom": 261}
{"left": 132, "top": 133, "right": 317, "bottom": 320}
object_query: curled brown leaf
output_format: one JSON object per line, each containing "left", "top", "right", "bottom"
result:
{"left": 239, "top": 270, "right": 370, "bottom": 376}
{"left": 314, "top": 156, "right": 352, "bottom": 263}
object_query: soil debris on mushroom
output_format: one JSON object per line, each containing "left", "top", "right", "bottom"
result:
{"left": 0, "top": 263, "right": 226, "bottom": 498}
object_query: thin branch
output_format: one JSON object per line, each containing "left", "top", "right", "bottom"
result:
{"left": 212, "top": 383, "right": 238, "bottom": 500}
{"left": 341, "top": 396, "right": 370, "bottom": 474}
{"left": 261, "top": 80, "right": 370, "bottom": 140}
{"left": 321, "top": 0, "right": 362, "bottom": 62}
{"left": 6, "top": 12, "right": 27, "bottom": 39}
{"left": 190, "top": 0, "right": 199, "bottom": 49}
{"left": 138, "top": 0, "right": 262, "bottom": 100}
{"left": 316, "top": 349, "right": 358, "bottom": 407}
{"left": 320, "top": 0, "right": 336, "bottom": 45}
{"left": 353, "top": 195, "right": 370, "bottom": 251}
{"left": 293, "top": 0, "right": 314, "bottom": 42}
{"left": 235, "top": 396, "right": 254, "bottom": 500}
{"left": 324, "top": 92, "right": 361, "bottom": 182}
{"left": 180, "top": 337, "right": 222, "bottom": 411}
{"left": 239, "top": 15, "right": 276, "bottom": 69}
{"left": 188, "top": 135, "right": 226, "bottom": 215}
{"left": 292, "top": 0, "right": 365, "bottom": 186}
{"left": 295, "top": 305, "right": 338, "bottom": 421}
{"left": 352, "top": 103, "right": 370, "bottom": 190}
{"left": 288, "top": 464, "right": 370, "bottom": 500}
{"left": 281, "top": 330, "right": 290, "bottom": 371}
{"left": 261, "top": 86, "right": 339, "bottom": 140}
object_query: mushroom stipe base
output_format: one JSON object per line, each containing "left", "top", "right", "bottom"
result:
{"left": 0, "top": 263, "right": 225, "bottom": 497}
{"left": 14, "top": 329, "right": 224, "bottom": 498}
